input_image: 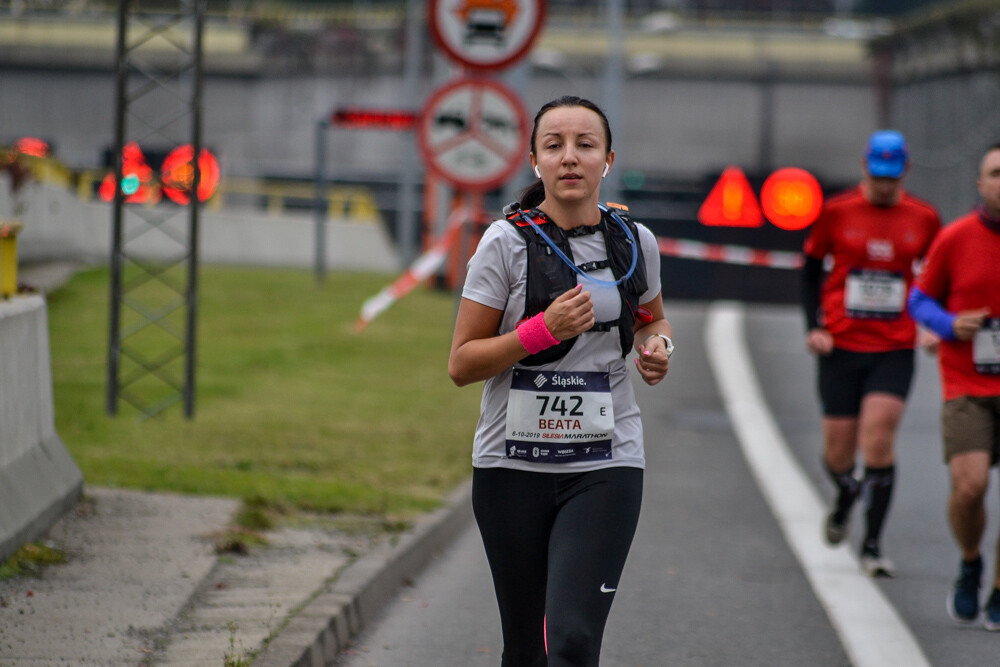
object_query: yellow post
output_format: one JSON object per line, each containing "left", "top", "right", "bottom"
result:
{"left": 0, "top": 220, "right": 23, "bottom": 299}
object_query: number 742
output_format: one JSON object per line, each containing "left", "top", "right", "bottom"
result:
{"left": 535, "top": 395, "right": 583, "bottom": 417}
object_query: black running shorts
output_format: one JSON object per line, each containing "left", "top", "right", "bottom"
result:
{"left": 817, "top": 347, "right": 914, "bottom": 417}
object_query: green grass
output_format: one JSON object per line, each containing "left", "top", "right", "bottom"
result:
{"left": 46, "top": 266, "right": 480, "bottom": 519}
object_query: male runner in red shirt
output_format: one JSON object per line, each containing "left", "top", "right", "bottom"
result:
{"left": 802, "top": 130, "right": 940, "bottom": 577}
{"left": 909, "top": 142, "right": 1000, "bottom": 629}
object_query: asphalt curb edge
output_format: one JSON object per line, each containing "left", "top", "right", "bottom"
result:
{"left": 257, "top": 478, "right": 474, "bottom": 667}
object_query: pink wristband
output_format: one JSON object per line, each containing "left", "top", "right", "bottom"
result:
{"left": 516, "top": 312, "right": 560, "bottom": 354}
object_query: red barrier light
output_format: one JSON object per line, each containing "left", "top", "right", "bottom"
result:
{"left": 760, "top": 167, "right": 823, "bottom": 230}
{"left": 332, "top": 108, "right": 418, "bottom": 131}
{"left": 698, "top": 166, "right": 763, "bottom": 227}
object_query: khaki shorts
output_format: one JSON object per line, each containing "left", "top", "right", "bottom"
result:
{"left": 942, "top": 395, "right": 1000, "bottom": 465}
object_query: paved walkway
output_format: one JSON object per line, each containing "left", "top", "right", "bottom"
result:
{"left": 0, "top": 483, "right": 471, "bottom": 666}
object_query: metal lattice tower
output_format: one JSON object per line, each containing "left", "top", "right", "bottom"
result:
{"left": 106, "top": 0, "right": 204, "bottom": 419}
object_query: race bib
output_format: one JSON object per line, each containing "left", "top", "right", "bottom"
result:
{"left": 973, "top": 318, "right": 1000, "bottom": 375}
{"left": 505, "top": 369, "right": 614, "bottom": 463}
{"left": 845, "top": 269, "right": 906, "bottom": 320}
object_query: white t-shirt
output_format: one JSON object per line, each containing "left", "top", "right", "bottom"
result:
{"left": 462, "top": 216, "right": 662, "bottom": 472}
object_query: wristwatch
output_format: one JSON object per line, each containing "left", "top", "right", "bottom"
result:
{"left": 644, "top": 333, "right": 674, "bottom": 358}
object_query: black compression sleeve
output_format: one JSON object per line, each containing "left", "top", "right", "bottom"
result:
{"left": 801, "top": 255, "right": 823, "bottom": 331}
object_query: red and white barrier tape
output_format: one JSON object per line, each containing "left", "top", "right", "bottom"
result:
{"left": 355, "top": 225, "right": 804, "bottom": 330}
{"left": 354, "top": 208, "right": 469, "bottom": 331}
{"left": 657, "top": 237, "right": 803, "bottom": 269}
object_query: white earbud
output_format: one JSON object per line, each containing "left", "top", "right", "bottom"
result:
{"left": 534, "top": 165, "right": 541, "bottom": 178}
{"left": 602, "top": 163, "right": 610, "bottom": 178}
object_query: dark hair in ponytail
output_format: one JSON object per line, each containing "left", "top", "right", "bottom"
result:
{"left": 517, "top": 96, "right": 613, "bottom": 210}
{"left": 518, "top": 180, "right": 547, "bottom": 209}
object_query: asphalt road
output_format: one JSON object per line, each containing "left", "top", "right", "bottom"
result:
{"left": 336, "top": 301, "right": 1000, "bottom": 667}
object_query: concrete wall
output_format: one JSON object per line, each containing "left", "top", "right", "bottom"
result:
{"left": 0, "top": 295, "right": 83, "bottom": 563}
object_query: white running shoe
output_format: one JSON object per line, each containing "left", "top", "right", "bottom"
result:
{"left": 860, "top": 548, "right": 895, "bottom": 578}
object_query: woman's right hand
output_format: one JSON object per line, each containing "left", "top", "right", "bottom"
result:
{"left": 544, "top": 285, "right": 595, "bottom": 341}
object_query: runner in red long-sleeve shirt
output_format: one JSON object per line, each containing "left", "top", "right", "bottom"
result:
{"left": 801, "top": 130, "right": 940, "bottom": 577}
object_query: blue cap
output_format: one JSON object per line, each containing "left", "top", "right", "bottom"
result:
{"left": 865, "top": 130, "right": 908, "bottom": 178}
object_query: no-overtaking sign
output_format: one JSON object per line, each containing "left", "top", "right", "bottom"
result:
{"left": 417, "top": 78, "right": 529, "bottom": 191}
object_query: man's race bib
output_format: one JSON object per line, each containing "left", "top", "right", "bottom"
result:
{"left": 973, "top": 318, "right": 1000, "bottom": 375}
{"left": 505, "top": 369, "right": 614, "bottom": 463}
{"left": 845, "top": 268, "right": 906, "bottom": 320}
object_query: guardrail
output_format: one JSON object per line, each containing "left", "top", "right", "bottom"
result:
{"left": 12, "top": 154, "right": 383, "bottom": 223}
{"left": 66, "top": 168, "right": 382, "bottom": 222}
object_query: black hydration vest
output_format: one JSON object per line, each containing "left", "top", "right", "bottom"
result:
{"left": 504, "top": 202, "right": 648, "bottom": 366}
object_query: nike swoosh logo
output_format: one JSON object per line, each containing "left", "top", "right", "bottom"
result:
{"left": 600, "top": 583, "right": 616, "bottom": 593}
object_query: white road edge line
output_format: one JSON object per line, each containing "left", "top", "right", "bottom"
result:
{"left": 704, "top": 300, "right": 930, "bottom": 667}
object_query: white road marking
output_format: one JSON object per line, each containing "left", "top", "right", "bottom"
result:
{"left": 705, "top": 301, "right": 930, "bottom": 667}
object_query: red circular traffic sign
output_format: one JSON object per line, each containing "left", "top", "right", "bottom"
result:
{"left": 417, "top": 77, "right": 529, "bottom": 191}
{"left": 428, "top": 0, "right": 546, "bottom": 71}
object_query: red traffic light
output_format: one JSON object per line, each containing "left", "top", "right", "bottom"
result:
{"left": 98, "top": 141, "right": 156, "bottom": 203}
{"left": 161, "top": 145, "right": 220, "bottom": 205}
{"left": 760, "top": 167, "right": 823, "bottom": 231}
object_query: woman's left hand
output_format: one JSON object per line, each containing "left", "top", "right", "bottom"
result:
{"left": 634, "top": 338, "right": 670, "bottom": 386}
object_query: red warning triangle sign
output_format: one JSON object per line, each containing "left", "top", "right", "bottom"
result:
{"left": 698, "top": 166, "right": 764, "bottom": 227}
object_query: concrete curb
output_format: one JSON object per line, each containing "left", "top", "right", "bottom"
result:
{"left": 256, "top": 478, "right": 474, "bottom": 667}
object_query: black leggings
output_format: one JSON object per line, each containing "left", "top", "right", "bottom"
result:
{"left": 472, "top": 466, "right": 643, "bottom": 667}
